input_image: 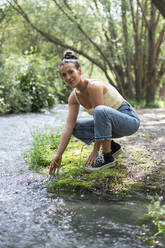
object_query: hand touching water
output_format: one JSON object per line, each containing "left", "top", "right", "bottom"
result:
{"left": 49, "top": 155, "right": 62, "bottom": 175}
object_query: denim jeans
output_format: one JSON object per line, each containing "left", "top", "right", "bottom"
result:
{"left": 72, "top": 102, "right": 140, "bottom": 144}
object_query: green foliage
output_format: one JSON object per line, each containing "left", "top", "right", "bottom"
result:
{"left": 24, "top": 128, "right": 62, "bottom": 170}
{"left": 0, "top": 2, "right": 72, "bottom": 113}
{"left": 128, "top": 99, "right": 147, "bottom": 109}
{"left": 140, "top": 196, "right": 165, "bottom": 245}
{"left": 49, "top": 0, "right": 165, "bottom": 104}
{"left": 128, "top": 98, "right": 165, "bottom": 109}
{"left": 54, "top": 77, "right": 72, "bottom": 103}
{"left": 0, "top": 96, "right": 8, "bottom": 114}
{"left": 1, "top": 0, "right": 164, "bottom": 107}
{"left": 147, "top": 196, "right": 165, "bottom": 237}
{"left": 0, "top": 53, "right": 59, "bottom": 113}
{"left": 17, "top": 71, "right": 51, "bottom": 112}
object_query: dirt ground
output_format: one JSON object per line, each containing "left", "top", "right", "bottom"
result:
{"left": 119, "top": 108, "right": 165, "bottom": 196}
{"left": 128, "top": 108, "right": 165, "bottom": 161}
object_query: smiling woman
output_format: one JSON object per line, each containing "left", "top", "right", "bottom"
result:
{"left": 60, "top": 63, "right": 82, "bottom": 87}
{"left": 59, "top": 51, "right": 82, "bottom": 88}
{"left": 49, "top": 51, "right": 140, "bottom": 174}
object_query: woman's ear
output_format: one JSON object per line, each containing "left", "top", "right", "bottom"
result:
{"left": 78, "top": 67, "right": 82, "bottom": 75}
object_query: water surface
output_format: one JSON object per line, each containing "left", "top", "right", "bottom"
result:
{"left": 0, "top": 105, "right": 151, "bottom": 248}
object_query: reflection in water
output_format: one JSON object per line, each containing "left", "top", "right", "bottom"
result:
{"left": 0, "top": 105, "right": 150, "bottom": 248}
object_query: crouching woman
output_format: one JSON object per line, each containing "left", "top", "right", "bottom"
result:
{"left": 49, "top": 51, "right": 140, "bottom": 174}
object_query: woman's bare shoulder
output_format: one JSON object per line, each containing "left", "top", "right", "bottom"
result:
{"left": 87, "top": 78, "right": 108, "bottom": 91}
{"left": 68, "top": 90, "right": 78, "bottom": 105}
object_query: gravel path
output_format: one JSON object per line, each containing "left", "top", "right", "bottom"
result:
{"left": 118, "top": 108, "right": 165, "bottom": 195}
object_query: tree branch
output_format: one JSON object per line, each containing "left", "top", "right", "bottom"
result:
{"left": 129, "top": 0, "right": 138, "bottom": 33}
{"left": 137, "top": 0, "right": 150, "bottom": 29}
{"left": 53, "top": 0, "right": 113, "bottom": 70}
{"left": 53, "top": 0, "right": 124, "bottom": 87}
{"left": 155, "top": 12, "right": 161, "bottom": 26}
{"left": 8, "top": 0, "right": 118, "bottom": 86}
{"left": 155, "top": 24, "right": 165, "bottom": 62}
{"left": 0, "top": 9, "right": 6, "bottom": 23}
{"left": 152, "top": 0, "right": 165, "bottom": 18}
{"left": 121, "top": 0, "right": 133, "bottom": 89}
{"left": 8, "top": 0, "right": 106, "bottom": 71}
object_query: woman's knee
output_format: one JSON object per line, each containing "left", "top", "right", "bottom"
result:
{"left": 72, "top": 119, "right": 94, "bottom": 136}
{"left": 72, "top": 120, "right": 81, "bottom": 136}
{"left": 94, "top": 105, "right": 107, "bottom": 118}
{"left": 72, "top": 119, "right": 94, "bottom": 144}
{"left": 94, "top": 105, "right": 114, "bottom": 121}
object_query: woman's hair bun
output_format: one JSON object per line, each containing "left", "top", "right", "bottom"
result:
{"left": 63, "top": 50, "right": 78, "bottom": 60}
{"left": 59, "top": 50, "right": 80, "bottom": 68}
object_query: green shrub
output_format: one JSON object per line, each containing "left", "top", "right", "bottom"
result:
{"left": 24, "top": 129, "right": 62, "bottom": 170}
{"left": 17, "top": 71, "right": 53, "bottom": 112}
{"left": 129, "top": 98, "right": 165, "bottom": 109}
{"left": 140, "top": 196, "right": 165, "bottom": 245}
{"left": 0, "top": 54, "right": 58, "bottom": 113}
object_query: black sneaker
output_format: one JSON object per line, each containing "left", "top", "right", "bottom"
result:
{"left": 94, "top": 140, "right": 122, "bottom": 163}
{"left": 111, "top": 140, "right": 122, "bottom": 158}
{"left": 85, "top": 152, "right": 115, "bottom": 172}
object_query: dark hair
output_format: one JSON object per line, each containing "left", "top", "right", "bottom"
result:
{"left": 59, "top": 50, "right": 81, "bottom": 69}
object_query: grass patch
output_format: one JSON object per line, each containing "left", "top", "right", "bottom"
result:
{"left": 24, "top": 128, "right": 61, "bottom": 171}
{"left": 25, "top": 128, "right": 163, "bottom": 197}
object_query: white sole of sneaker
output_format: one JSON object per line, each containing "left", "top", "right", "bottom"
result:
{"left": 85, "top": 161, "right": 116, "bottom": 172}
{"left": 112, "top": 148, "right": 122, "bottom": 158}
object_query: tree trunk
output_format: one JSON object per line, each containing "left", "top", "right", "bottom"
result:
{"left": 160, "top": 82, "right": 165, "bottom": 100}
{"left": 146, "top": 4, "right": 157, "bottom": 104}
{"left": 130, "top": 1, "right": 143, "bottom": 101}
{"left": 152, "top": 0, "right": 165, "bottom": 17}
{"left": 121, "top": 1, "right": 134, "bottom": 97}
{"left": 9, "top": 0, "right": 164, "bottom": 105}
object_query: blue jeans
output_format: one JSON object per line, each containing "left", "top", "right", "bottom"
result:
{"left": 72, "top": 102, "right": 140, "bottom": 144}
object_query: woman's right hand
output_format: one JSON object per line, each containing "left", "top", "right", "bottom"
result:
{"left": 49, "top": 155, "right": 62, "bottom": 175}
{"left": 85, "top": 150, "right": 99, "bottom": 167}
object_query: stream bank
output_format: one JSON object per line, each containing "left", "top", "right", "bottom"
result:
{"left": 30, "top": 108, "right": 165, "bottom": 199}
{"left": 1, "top": 105, "right": 154, "bottom": 248}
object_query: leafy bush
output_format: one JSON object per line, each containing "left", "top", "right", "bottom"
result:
{"left": 0, "top": 54, "right": 59, "bottom": 113}
{"left": 0, "top": 97, "right": 8, "bottom": 114}
{"left": 141, "top": 196, "right": 165, "bottom": 245}
{"left": 17, "top": 71, "right": 53, "bottom": 112}
{"left": 24, "top": 129, "right": 62, "bottom": 170}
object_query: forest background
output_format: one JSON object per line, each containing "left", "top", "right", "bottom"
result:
{"left": 0, "top": 0, "right": 165, "bottom": 114}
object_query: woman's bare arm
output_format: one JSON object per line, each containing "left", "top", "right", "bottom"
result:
{"left": 49, "top": 94, "right": 79, "bottom": 174}
{"left": 56, "top": 102, "right": 79, "bottom": 157}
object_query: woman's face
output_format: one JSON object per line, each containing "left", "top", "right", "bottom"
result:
{"left": 60, "top": 63, "right": 82, "bottom": 88}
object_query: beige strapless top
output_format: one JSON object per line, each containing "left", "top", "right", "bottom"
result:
{"left": 74, "top": 83, "right": 125, "bottom": 115}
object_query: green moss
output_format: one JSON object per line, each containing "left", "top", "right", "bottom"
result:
{"left": 144, "top": 133, "right": 152, "bottom": 139}
{"left": 54, "top": 178, "right": 93, "bottom": 191}
{"left": 25, "top": 129, "right": 165, "bottom": 197}
{"left": 123, "top": 182, "right": 144, "bottom": 194}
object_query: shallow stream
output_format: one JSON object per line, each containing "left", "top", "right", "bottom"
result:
{"left": 0, "top": 105, "right": 152, "bottom": 248}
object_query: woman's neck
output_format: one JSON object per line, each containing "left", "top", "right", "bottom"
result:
{"left": 76, "top": 78, "right": 89, "bottom": 93}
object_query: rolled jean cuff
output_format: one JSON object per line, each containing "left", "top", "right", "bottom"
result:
{"left": 83, "top": 138, "right": 94, "bottom": 145}
{"left": 95, "top": 136, "right": 111, "bottom": 141}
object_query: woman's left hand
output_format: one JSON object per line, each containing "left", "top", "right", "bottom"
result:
{"left": 86, "top": 150, "right": 99, "bottom": 167}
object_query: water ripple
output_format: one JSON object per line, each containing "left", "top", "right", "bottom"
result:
{"left": 0, "top": 106, "right": 150, "bottom": 248}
